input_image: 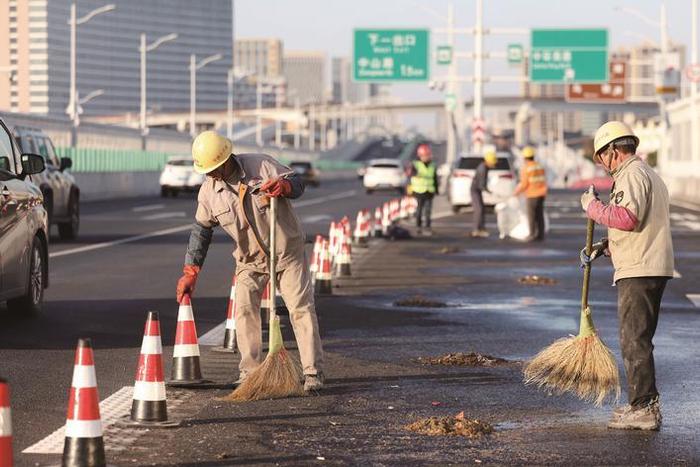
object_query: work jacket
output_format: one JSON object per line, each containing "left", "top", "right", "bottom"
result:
{"left": 516, "top": 159, "right": 548, "bottom": 198}
{"left": 410, "top": 160, "right": 438, "bottom": 194}
{"left": 191, "top": 153, "right": 305, "bottom": 273}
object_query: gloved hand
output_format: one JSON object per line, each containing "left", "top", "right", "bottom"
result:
{"left": 261, "top": 177, "right": 292, "bottom": 198}
{"left": 580, "top": 238, "right": 609, "bottom": 268}
{"left": 580, "top": 185, "right": 599, "bottom": 211}
{"left": 176, "top": 264, "right": 200, "bottom": 302}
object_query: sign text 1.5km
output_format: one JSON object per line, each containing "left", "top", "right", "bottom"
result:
{"left": 354, "top": 29, "right": 429, "bottom": 82}
{"left": 530, "top": 29, "right": 608, "bottom": 83}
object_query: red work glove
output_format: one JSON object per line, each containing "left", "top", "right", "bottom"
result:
{"left": 176, "top": 265, "right": 200, "bottom": 302}
{"left": 261, "top": 177, "right": 292, "bottom": 198}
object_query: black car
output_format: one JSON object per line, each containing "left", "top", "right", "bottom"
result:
{"left": 290, "top": 161, "right": 320, "bottom": 187}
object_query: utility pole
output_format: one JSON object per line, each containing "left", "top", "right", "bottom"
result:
{"left": 692, "top": 0, "right": 698, "bottom": 165}
{"left": 445, "top": 3, "right": 457, "bottom": 166}
{"left": 140, "top": 32, "right": 177, "bottom": 149}
{"left": 190, "top": 53, "right": 222, "bottom": 138}
{"left": 473, "top": 0, "right": 484, "bottom": 154}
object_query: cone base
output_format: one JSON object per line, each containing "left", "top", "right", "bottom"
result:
{"left": 117, "top": 415, "right": 181, "bottom": 429}
{"left": 210, "top": 346, "right": 237, "bottom": 354}
{"left": 129, "top": 400, "right": 168, "bottom": 424}
{"left": 171, "top": 356, "right": 204, "bottom": 383}
{"left": 62, "top": 436, "right": 106, "bottom": 467}
{"left": 337, "top": 264, "right": 352, "bottom": 277}
{"left": 166, "top": 378, "right": 215, "bottom": 388}
{"left": 315, "top": 280, "right": 333, "bottom": 295}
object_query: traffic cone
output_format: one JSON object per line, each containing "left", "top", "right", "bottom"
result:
{"left": 315, "top": 239, "right": 333, "bottom": 295}
{"left": 374, "top": 207, "right": 383, "bottom": 237}
{"left": 310, "top": 235, "right": 323, "bottom": 288}
{"left": 62, "top": 338, "right": 106, "bottom": 467}
{"left": 212, "top": 276, "right": 237, "bottom": 354}
{"left": 168, "top": 295, "right": 211, "bottom": 387}
{"left": 261, "top": 281, "right": 271, "bottom": 327}
{"left": 0, "top": 379, "right": 12, "bottom": 467}
{"left": 125, "top": 311, "right": 178, "bottom": 427}
{"left": 328, "top": 221, "right": 338, "bottom": 259}
{"left": 336, "top": 242, "right": 352, "bottom": 277}
{"left": 382, "top": 202, "right": 392, "bottom": 236}
{"left": 400, "top": 197, "right": 408, "bottom": 219}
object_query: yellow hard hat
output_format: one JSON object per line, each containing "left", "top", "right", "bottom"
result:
{"left": 192, "top": 131, "right": 232, "bottom": 174}
{"left": 484, "top": 151, "right": 498, "bottom": 166}
{"left": 522, "top": 146, "right": 536, "bottom": 159}
{"left": 593, "top": 121, "right": 639, "bottom": 156}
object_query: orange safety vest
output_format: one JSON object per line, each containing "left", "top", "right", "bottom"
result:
{"left": 520, "top": 160, "right": 548, "bottom": 198}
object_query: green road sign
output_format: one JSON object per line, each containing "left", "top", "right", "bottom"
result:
{"left": 530, "top": 29, "right": 608, "bottom": 83}
{"left": 507, "top": 44, "right": 523, "bottom": 64}
{"left": 437, "top": 45, "right": 452, "bottom": 65}
{"left": 353, "top": 29, "right": 429, "bottom": 82}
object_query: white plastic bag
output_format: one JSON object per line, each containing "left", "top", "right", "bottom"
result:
{"left": 499, "top": 197, "right": 551, "bottom": 240}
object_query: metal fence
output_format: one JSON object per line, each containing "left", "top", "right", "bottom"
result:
{"left": 55, "top": 147, "right": 182, "bottom": 172}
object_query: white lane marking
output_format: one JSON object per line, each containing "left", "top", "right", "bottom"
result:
{"left": 687, "top": 294, "right": 700, "bottom": 308}
{"left": 132, "top": 204, "right": 165, "bottom": 213}
{"left": 293, "top": 189, "right": 357, "bottom": 208}
{"left": 671, "top": 199, "right": 700, "bottom": 213}
{"left": 141, "top": 212, "right": 187, "bottom": 221}
{"left": 199, "top": 321, "right": 226, "bottom": 346}
{"left": 674, "top": 269, "right": 683, "bottom": 279}
{"left": 49, "top": 224, "right": 192, "bottom": 259}
{"left": 302, "top": 214, "right": 332, "bottom": 223}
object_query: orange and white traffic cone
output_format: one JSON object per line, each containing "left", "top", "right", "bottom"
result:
{"left": 335, "top": 242, "right": 352, "bottom": 277}
{"left": 125, "top": 311, "right": 178, "bottom": 427}
{"left": 62, "top": 338, "right": 106, "bottom": 467}
{"left": 400, "top": 197, "right": 408, "bottom": 219}
{"left": 168, "top": 295, "right": 211, "bottom": 387}
{"left": 0, "top": 378, "right": 12, "bottom": 467}
{"left": 212, "top": 276, "right": 237, "bottom": 354}
{"left": 315, "top": 239, "right": 333, "bottom": 295}
{"left": 382, "top": 202, "right": 392, "bottom": 236}
{"left": 310, "top": 235, "right": 323, "bottom": 288}
{"left": 374, "top": 207, "right": 383, "bottom": 238}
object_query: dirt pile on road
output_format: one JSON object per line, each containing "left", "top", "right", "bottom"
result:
{"left": 406, "top": 411, "right": 493, "bottom": 438}
{"left": 417, "top": 352, "right": 510, "bottom": 367}
{"left": 437, "top": 246, "right": 461, "bottom": 254}
{"left": 518, "top": 275, "right": 558, "bottom": 285}
{"left": 394, "top": 295, "right": 448, "bottom": 308}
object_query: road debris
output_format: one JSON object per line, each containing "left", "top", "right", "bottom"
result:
{"left": 394, "top": 295, "right": 448, "bottom": 308}
{"left": 437, "top": 246, "right": 461, "bottom": 254}
{"left": 417, "top": 352, "right": 510, "bottom": 367}
{"left": 518, "top": 275, "right": 558, "bottom": 285}
{"left": 405, "top": 411, "right": 493, "bottom": 438}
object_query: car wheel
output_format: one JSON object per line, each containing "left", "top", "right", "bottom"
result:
{"left": 58, "top": 194, "right": 79, "bottom": 240}
{"left": 171, "top": 188, "right": 179, "bottom": 198}
{"left": 160, "top": 186, "right": 169, "bottom": 198}
{"left": 7, "top": 237, "right": 45, "bottom": 315}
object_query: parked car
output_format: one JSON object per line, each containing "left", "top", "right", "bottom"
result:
{"left": 447, "top": 152, "right": 516, "bottom": 213}
{"left": 159, "top": 157, "right": 205, "bottom": 197}
{"left": 289, "top": 161, "right": 320, "bottom": 187}
{"left": 362, "top": 158, "right": 408, "bottom": 195}
{"left": 0, "top": 118, "right": 49, "bottom": 314}
{"left": 13, "top": 126, "right": 80, "bottom": 240}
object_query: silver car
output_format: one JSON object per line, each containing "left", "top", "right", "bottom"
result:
{"left": 0, "top": 118, "right": 49, "bottom": 314}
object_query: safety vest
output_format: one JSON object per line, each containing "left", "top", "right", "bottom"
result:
{"left": 522, "top": 160, "right": 548, "bottom": 198}
{"left": 410, "top": 161, "right": 436, "bottom": 194}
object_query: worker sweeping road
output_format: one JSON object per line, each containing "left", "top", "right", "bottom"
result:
{"left": 176, "top": 131, "right": 324, "bottom": 392}
{"left": 580, "top": 121, "right": 674, "bottom": 431}
{"left": 470, "top": 151, "right": 497, "bottom": 238}
{"left": 409, "top": 143, "right": 439, "bottom": 236}
{"left": 513, "top": 146, "right": 548, "bottom": 242}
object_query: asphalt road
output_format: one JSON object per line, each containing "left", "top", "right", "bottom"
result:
{"left": 2, "top": 177, "right": 700, "bottom": 465}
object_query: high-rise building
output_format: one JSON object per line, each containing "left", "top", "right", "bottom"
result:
{"left": 612, "top": 43, "right": 686, "bottom": 102}
{"left": 0, "top": 0, "right": 232, "bottom": 116}
{"left": 284, "top": 51, "right": 325, "bottom": 105}
{"left": 331, "top": 56, "right": 370, "bottom": 104}
{"left": 234, "top": 38, "right": 283, "bottom": 77}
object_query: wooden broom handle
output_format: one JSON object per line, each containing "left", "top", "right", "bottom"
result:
{"left": 269, "top": 196, "right": 277, "bottom": 320}
{"left": 581, "top": 218, "right": 595, "bottom": 311}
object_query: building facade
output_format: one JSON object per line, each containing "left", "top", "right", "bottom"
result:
{"left": 284, "top": 50, "right": 325, "bottom": 105}
{"left": 0, "top": 0, "right": 232, "bottom": 116}
{"left": 233, "top": 38, "right": 283, "bottom": 78}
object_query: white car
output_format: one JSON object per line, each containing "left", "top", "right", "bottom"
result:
{"left": 447, "top": 152, "right": 516, "bottom": 213}
{"left": 362, "top": 158, "right": 407, "bottom": 194}
{"left": 159, "top": 158, "right": 205, "bottom": 197}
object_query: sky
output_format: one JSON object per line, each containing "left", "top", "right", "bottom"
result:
{"left": 234, "top": 0, "right": 698, "bottom": 104}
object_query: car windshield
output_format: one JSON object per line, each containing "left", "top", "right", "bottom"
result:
{"left": 457, "top": 157, "right": 510, "bottom": 170}
{"left": 168, "top": 160, "right": 193, "bottom": 167}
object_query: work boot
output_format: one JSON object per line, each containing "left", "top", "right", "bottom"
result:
{"left": 304, "top": 373, "right": 324, "bottom": 392}
{"left": 471, "top": 229, "right": 489, "bottom": 238}
{"left": 608, "top": 400, "right": 661, "bottom": 431}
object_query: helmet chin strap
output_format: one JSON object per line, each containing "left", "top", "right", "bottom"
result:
{"left": 601, "top": 147, "right": 617, "bottom": 175}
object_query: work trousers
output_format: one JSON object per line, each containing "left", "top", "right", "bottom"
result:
{"left": 414, "top": 192, "right": 434, "bottom": 228}
{"left": 526, "top": 196, "right": 546, "bottom": 241}
{"left": 471, "top": 189, "right": 485, "bottom": 230}
{"left": 617, "top": 276, "right": 668, "bottom": 408}
{"left": 234, "top": 254, "right": 324, "bottom": 377}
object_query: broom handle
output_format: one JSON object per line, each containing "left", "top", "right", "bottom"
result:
{"left": 581, "top": 218, "right": 595, "bottom": 311}
{"left": 269, "top": 195, "right": 278, "bottom": 321}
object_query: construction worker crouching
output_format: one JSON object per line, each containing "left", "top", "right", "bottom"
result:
{"left": 409, "top": 143, "right": 438, "bottom": 236}
{"left": 513, "top": 146, "right": 548, "bottom": 242}
{"left": 580, "top": 121, "right": 674, "bottom": 430}
{"left": 176, "top": 131, "right": 325, "bottom": 392}
{"left": 470, "top": 151, "right": 497, "bottom": 238}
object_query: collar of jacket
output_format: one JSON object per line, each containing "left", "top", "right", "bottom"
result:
{"left": 213, "top": 155, "right": 247, "bottom": 192}
{"left": 611, "top": 155, "right": 639, "bottom": 178}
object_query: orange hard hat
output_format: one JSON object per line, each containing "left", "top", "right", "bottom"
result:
{"left": 417, "top": 144, "right": 432, "bottom": 157}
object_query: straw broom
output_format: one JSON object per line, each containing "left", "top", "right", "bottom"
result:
{"left": 222, "top": 196, "right": 304, "bottom": 402}
{"left": 523, "top": 218, "right": 620, "bottom": 406}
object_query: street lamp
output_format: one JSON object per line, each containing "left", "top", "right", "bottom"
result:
{"left": 227, "top": 68, "right": 254, "bottom": 140}
{"left": 189, "top": 53, "right": 223, "bottom": 138}
{"left": 66, "top": 2, "right": 115, "bottom": 145}
{"left": 140, "top": 32, "right": 177, "bottom": 145}
{"left": 73, "top": 89, "right": 105, "bottom": 127}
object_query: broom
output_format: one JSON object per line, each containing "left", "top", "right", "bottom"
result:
{"left": 523, "top": 218, "right": 620, "bottom": 406}
{"left": 222, "top": 195, "right": 304, "bottom": 402}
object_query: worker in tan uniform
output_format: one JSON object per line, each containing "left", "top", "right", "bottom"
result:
{"left": 580, "top": 121, "right": 674, "bottom": 430}
{"left": 513, "top": 146, "right": 548, "bottom": 241}
{"left": 176, "top": 131, "right": 324, "bottom": 392}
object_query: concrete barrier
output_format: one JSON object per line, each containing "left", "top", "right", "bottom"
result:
{"left": 74, "top": 172, "right": 161, "bottom": 202}
{"left": 664, "top": 176, "right": 700, "bottom": 207}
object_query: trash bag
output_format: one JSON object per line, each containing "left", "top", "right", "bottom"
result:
{"left": 496, "top": 197, "right": 550, "bottom": 240}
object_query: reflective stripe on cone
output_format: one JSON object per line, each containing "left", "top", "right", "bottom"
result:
{"left": 0, "top": 378, "right": 13, "bottom": 467}
{"left": 169, "top": 295, "right": 209, "bottom": 387}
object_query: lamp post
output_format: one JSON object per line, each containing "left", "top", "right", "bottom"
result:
{"left": 189, "top": 53, "right": 223, "bottom": 138}
{"left": 140, "top": 32, "right": 177, "bottom": 148}
{"left": 73, "top": 89, "right": 104, "bottom": 127}
{"left": 67, "top": 2, "right": 115, "bottom": 146}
